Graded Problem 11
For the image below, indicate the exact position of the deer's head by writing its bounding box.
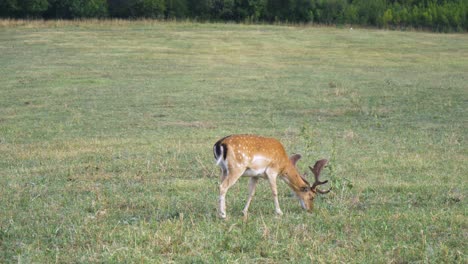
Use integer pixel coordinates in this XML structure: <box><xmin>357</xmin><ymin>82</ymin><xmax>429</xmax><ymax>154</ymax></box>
<box><xmin>294</xmin><ymin>159</ymin><xmax>331</xmax><ymax>212</ymax></box>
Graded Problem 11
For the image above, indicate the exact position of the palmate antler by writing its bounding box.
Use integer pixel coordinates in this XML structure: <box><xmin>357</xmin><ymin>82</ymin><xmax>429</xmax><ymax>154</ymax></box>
<box><xmin>309</xmin><ymin>159</ymin><xmax>331</xmax><ymax>194</ymax></box>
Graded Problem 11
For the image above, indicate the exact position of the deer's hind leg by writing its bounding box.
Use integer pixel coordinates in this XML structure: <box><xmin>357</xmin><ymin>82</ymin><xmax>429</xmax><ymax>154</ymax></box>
<box><xmin>219</xmin><ymin>167</ymin><xmax>245</xmax><ymax>219</ymax></box>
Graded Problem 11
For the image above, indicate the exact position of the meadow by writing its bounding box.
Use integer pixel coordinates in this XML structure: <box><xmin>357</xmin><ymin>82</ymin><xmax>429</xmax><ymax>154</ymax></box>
<box><xmin>0</xmin><ymin>20</ymin><xmax>466</xmax><ymax>263</ymax></box>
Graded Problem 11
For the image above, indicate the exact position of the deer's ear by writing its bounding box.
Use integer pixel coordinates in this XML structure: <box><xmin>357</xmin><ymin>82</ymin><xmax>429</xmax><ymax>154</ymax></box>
<box><xmin>289</xmin><ymin>154</ymin><xmax>302</xmax><ymax>166</ymax></box>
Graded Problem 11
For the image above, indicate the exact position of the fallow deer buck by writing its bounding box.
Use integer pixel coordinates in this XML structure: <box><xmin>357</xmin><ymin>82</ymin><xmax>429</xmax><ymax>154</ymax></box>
<box><xmin>213</xmin><ymin>134</ymin><xmax>330</xmax><ymax>218</ymax></box>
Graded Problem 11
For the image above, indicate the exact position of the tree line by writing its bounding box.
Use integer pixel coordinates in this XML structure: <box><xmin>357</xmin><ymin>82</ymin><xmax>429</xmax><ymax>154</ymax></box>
<box><xmin>1</xmin><ymin>0</ymin><xmax>467</xmax><ymax>32</ymax></box>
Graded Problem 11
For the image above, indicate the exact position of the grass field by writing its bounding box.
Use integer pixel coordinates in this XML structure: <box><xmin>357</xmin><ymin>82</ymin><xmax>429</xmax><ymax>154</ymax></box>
<box><xmin>0</xmin><ymin>20</ymin><xmax>467</xmax><ymax>263</ymax></box>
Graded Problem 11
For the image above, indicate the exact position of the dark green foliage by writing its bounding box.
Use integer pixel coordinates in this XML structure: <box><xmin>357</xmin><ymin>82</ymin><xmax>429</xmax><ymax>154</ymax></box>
<box><xmin>4</xmin><ymin>0</ymin><xmax>50</xmax><ymax>17</ymax></box>
<box><xmin>107</xmin><ymin>0</ymin><xmax>130</xmax><ymax>17</ymax></box>
<box><xmin>0</xmin><ymin>0</ymin><xmax>19</xmax><ymax>17</ymax></box>
<box><xmin>46</xmin><ymin>0</ymin><xmax>108</xmax><ymax>18</ymax></box>
<box><xmin>354</xmin><ymin>0</ymin><xmax>387</xmax><ymax>25</ymax></box>
<box><xmin>186</xmin><ymin>0</ymin><xmax>211</xmax><ymax>20</ymax></box>
<box><xmin>130</xmin><ymin>0</ymin><xmax>165</xmax><ymax>18</ymax></box>
<box><xmin>1</xmin><ymin>0</ymin><xmax>467</xmax><ymax>31</ymax></box>
<box><xmin>165</xmin><ymin>0</ymin><xmax>188</xmax><ymax>18</ymax></box>
<box><xmin>379</xmin><ymin>0</ymin><xmax>468</xmax><ymax>31</ymax></box>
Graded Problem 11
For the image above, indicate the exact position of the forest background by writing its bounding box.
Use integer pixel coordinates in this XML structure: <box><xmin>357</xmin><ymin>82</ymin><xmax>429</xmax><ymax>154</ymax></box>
<box><xmin>1</xmin><ymin>0</ymin><xmax>467</xmax><ymax>32</ymax></box>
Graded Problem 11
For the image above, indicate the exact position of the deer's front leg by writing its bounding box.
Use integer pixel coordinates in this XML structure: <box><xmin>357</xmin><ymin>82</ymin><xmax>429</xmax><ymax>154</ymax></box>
<box><xmin>266</xmin><ymin>169</ymin><xmax>283</xmax><ymax>216</ymax></box>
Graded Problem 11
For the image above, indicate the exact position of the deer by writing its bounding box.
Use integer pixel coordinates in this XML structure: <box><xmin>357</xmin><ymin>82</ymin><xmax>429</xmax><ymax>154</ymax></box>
<box><xmin>213</xmin><ymin>134</ymin><xmax>330</xmax><ymax>219</ymax></box>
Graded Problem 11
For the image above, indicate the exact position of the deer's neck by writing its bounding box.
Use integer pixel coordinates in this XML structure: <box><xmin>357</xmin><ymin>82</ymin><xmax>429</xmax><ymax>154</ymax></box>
<box><xmin>282</xmin><ymin>166</ymin><xmax>309</xmax><ymax>192</ymax></box>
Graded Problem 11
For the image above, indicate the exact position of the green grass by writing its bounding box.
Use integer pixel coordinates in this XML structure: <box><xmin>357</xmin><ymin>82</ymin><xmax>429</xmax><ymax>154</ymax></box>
<box><xmin>0</xmin><ymin>20</ymin><xmax>466</xmax><ymax>263</ymax></box>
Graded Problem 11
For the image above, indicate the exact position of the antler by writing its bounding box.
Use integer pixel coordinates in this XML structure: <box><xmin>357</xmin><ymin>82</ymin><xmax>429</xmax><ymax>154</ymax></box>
<box><xmin>309</xmin><ymin>159</ymin><xmax>331</xmax><ymax>194</ymax></box>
